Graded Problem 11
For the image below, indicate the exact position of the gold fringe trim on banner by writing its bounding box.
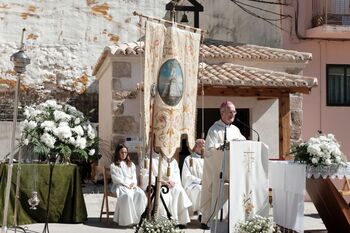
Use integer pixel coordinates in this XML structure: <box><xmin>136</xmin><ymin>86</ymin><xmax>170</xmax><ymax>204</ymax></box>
<box><xmin>144</xmin><ymin>158</ymin><xmax>149</xmax><ymax>169</ymax></box>
<box><xmin>166</xmin><ymin>159</ymin><xmax>171</xmax><ymax>177</ymax></box>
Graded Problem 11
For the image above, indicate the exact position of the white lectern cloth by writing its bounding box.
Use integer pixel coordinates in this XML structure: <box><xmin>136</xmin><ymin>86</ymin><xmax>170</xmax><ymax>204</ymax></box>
<box><xmin>200</xmin><ymin>141</ymin><xmax>268</xmax><ymax>232</ymax></box>
<box><xmin>269</xmin><ymin>161</ymin><xmax>306</xmax><ymax>233</ymax></box>
<box><xmin>229</xmin><ymin>141</ymin><xmax>269</xmax><ymax>232</ymax></box>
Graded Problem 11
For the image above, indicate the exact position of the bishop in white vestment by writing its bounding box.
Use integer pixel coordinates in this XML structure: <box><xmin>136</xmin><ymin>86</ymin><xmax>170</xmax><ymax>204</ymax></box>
<box><xmin>111</xmin><ymin>144</ymin><xmax>147</xmax><ymax>226</ymax></box>
<box><xmin>142</xmin><ymin>153</ymin><xmax>192</xmax><ymax>225</ymax></box>
<box><xmin>181</xmin><ymin>139</ymin><xmax>205</xmax><ymax>216</ymax></box>
<box><xmin>205</xmin><ymin>120</ymin><xmax>246</xmax><ymax>151</ymax></box>
<box><xmin>200</xmin><ymin>101</ymin><xmax>245</xmax><ymax>228</ymax></box>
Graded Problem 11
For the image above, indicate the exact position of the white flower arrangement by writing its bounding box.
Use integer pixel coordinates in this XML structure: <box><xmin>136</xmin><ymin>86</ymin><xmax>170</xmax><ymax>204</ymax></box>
<box><xmin>20</xmin><ymin>99</ymin><xmax>98</xmax><ymax>162</ymax></box>
<box><xmin>136</xmin><ymin>216</ymin><xmax>183</xmax><ymax>233</ymax></box>
<box><xmin>291</xmin><ymin>133</ymin><xmax>347</xmax><ymax>167</ymax></box>
<box><xmin>234</xmin><ymin>215</ymin><xmax>280</xmax><ymax>233</ymax></box>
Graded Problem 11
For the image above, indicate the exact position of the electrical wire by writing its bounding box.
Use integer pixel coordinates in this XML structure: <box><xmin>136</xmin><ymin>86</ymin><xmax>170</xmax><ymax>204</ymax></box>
<box><xmin>245</xmin><ymin>0</ymin><xmax>289</xmax><ymax>6</ymax></box>
<box><xmin>232</xmin><ymin>0</ymin><xmax>289</xmax><ymax>32</ymax></box>
<box><xmin>233</xmin><ymin>0</ymin><xmax>289</xmax><ymax>21</ymax></box>
<box><xmin>235</xmin><ymin>0</ymin><xmax>291</xmax><ymax>19</ymax></box>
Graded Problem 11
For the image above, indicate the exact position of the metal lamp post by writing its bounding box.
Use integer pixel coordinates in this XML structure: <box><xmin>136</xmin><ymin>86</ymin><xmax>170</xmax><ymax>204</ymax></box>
<box><xmin>1</xmin><ymin>28</ymin><xmax>30</xmax><ymax>233</ymax></box>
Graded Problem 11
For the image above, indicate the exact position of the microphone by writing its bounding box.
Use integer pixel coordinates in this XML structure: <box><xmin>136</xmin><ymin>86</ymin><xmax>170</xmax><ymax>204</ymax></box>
<box><xmin>223</xmin><ymin>124</ymin><xmax>227</xmax><ymax>150</ymax></box>
<box><xmin>218</xmin><ymin>123</ymin><xmax>231</xmax><ymax>151</ymax></box>
<box><xmin>235</xmin><ymin>118</ymin><xmax>260</xmax><ymax>142</ymax></box>
<box><xmin>224</xmin><ymin>123</ymin><xmax>227</xmax><ymax>142</ymax></box>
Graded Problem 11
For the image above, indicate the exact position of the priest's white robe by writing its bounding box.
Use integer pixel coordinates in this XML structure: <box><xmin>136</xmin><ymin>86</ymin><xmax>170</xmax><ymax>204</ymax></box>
<box><xmin>142</xmin><ymin>155</ymin><xmax>192</xmax><ymax>225</ymax></box>
<box><xmin>110</xmin><ymin>161</ymin><xmax>147</xmax><ymax>226</ymax></box>
<box><xmin>200</xmin><ymin>119</ymin><xmax>245</xmax><ymax>225</ymax></box>
<box><xmin>181</xmin><ymin>153</ymin><xmax>203</xmax><ymax>215</ymax></box>
<box><xmin>205</xmin><ymin>120</ymin><xmax>246</xmax><ymax>150</ymax></box>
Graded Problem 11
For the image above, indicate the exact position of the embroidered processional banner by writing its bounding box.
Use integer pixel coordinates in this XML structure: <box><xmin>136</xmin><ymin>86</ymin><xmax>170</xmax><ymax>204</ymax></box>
<box><xmin>144</xmin><ymin>21</ymin><xmax>201</xmax><ymax>159</ymax></box>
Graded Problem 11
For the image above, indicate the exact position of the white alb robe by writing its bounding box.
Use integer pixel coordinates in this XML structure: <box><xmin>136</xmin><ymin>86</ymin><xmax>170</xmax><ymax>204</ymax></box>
<box><xmin>181</xmin><ymin>153</ymin><xmax>203</xmax><ymax>215</ymax></box>
<box><xmin>110</xmin><ymin>161</ymin><xmax>147</xmax><ymax>226</ymax></box>
<box><xmin>141</xmin><ymin>155</ymin><xmax>192</xmax><ymax>225</ymax></box>
<box><xmin>200</xmin><ymin>119</ymin><xmax>246</xmax><ymax>225</ymax></box>
<box><xmin>205</xmin><ymin>120</ymin><xmax>246</xmax><ymax>151</ymax></box>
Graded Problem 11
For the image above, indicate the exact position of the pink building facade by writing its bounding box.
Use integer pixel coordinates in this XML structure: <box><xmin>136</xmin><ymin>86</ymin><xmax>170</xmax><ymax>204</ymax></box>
<box><xmin>283</xmin><ymin>0</ymin><xmax>350</xmax><ymax>159</ymax></box>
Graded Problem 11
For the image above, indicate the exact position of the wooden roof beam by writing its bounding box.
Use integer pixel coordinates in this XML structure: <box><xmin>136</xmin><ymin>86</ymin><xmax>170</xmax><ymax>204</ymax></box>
<box><xmin>197</xmin><ymin>86</ymin><xmax>311</xmax><ymax>97</ymax></box>
<box><xmin>198</xmin><ymin>86</ymin><xmax>300</xmax><ymax>97</ymax></box>
<box><xmin>279</xmin><ymin>93</ymin><xmax>291</xmax><ymax>159</ymax></box>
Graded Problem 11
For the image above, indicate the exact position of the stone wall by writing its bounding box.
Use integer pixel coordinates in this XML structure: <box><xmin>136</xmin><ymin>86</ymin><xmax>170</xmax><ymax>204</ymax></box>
<box><xmin>0</xmin><ymin>0</ymin><xmax>281</xmax><ymax>97</ymax></box>
<box><xmin>110</xmin><ymin>68</ymin><xmax>139</xmax><ymax>150</ymax></box>
<box><xmin>0</xmin><ymin>88</ymin><xmax>98</xmax><ymax>122</ymax></box>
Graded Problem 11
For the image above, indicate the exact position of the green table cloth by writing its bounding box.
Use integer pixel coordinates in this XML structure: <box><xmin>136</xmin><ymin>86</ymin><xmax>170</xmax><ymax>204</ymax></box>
<box><xmin>0</xmin><ymin>163</ymin><xmax>87</xmax><ymax>226</ymax></box>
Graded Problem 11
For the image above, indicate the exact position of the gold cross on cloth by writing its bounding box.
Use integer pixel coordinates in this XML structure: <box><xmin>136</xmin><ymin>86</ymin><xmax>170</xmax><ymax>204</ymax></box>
<box><xmin>244</xmin><ymin>149</ymin><xmax>255</xmax><ymax>173</ymax></box>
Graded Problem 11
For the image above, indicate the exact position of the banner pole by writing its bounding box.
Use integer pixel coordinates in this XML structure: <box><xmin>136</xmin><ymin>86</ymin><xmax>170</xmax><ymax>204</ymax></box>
<box><xmin>2</xmin><ymin>28</ymin><xmax>30</xmax><ymax>233</ymax></box>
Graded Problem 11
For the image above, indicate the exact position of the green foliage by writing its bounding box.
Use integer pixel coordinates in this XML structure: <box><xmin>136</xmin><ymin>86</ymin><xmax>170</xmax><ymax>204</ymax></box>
<box><xmin>59</xmin><ymin>145</ymin><xmax>72</xmax><ymax>159</ymax></box>
<box><xmin>31</xmin><ymin>139</ymin><xmax>50</xmax><ymax>156</ymax></box>
<box><xmin>290</xmin><ymin>143</ymin><xmax>309</xmax><ymax>164</ymax></box>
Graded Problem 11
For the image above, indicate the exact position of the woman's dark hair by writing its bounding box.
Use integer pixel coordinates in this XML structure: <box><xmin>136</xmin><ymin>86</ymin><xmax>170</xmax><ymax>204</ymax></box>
<box><xmin>114</xmin><ymin>144</ymin><xmax>132</xmax><ymax>167</ymax></box>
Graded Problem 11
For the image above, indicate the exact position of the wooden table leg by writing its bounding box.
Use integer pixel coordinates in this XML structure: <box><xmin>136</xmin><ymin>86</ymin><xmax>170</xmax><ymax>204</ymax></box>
<box><xmin>306</xmin><ymin>178</ymin><xmax>350</xmax><ymax>233</ymax></box>
<box><xmin>90</xmin><ymin>161</ymin><xmax>97</xmax><ymax>182</ymax></box>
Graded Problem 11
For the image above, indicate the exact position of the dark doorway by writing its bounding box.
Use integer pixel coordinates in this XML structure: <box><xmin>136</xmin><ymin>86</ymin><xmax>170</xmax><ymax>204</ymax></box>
<box><xmin>196</xmin><ymin>108</ymin><xmax>250</xmax><ymax>140</ymax></box>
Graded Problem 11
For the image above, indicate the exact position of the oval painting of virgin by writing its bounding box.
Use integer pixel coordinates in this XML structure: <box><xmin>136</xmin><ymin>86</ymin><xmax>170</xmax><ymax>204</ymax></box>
<box><xmin>158</xmin><ymin>59</ymin><xmax>184</xmax><ymax>106</ymax></box>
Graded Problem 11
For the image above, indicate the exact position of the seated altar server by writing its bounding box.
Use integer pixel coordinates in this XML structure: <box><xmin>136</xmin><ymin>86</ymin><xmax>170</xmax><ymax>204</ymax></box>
<box><xmin>142</xmin><ymin>151</ymin><xmax>192</xmax><ymax>226</ymax></box>
<box><xmin>181</xmin><ymin>139</ymin><xmax>205</xmax><ymax>216</ymax></box>
<box><xmin>111</xmin><ymin>144</ymin><xmax>147</xmax><ymax>226</ymax></box>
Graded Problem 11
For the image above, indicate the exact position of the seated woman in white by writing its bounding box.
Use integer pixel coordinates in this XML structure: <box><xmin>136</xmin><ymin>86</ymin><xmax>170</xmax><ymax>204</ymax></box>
<box><xmin>141</xmin><ymin>151</ymin><xmax>192</xmax><ymax>227</ymax></box>
<box><xmin>181</xmin><ymin>139</ymin><xmax>205</xmax><ymax>216</ymax></box>
<box><xmin>111</xmin><ymin>144</ymin><xmax>147</xmax><ymax>226</ymax></box>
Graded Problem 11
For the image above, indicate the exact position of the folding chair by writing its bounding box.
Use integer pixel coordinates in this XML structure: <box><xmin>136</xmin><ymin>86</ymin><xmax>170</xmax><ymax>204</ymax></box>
<box><xmin>99</xmin><ymin>166</ymin><xmax>117</xmax><ymax>221</ymax></box>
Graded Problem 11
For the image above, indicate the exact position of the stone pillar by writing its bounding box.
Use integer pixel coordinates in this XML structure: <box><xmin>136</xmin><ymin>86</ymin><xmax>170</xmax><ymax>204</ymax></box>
<box><xmin>290</xmin><ymin>93</ymin><xmax>303</xmax><ymax>146</ymax></box>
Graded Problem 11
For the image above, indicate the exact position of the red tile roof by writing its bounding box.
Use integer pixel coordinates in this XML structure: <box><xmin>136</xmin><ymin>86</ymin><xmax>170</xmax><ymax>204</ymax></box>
<box><xmin>198</xmin><ymin>63</ymin><xmax>317</xmax><ymax>89</ymax></box>
<box><xmin>93</xmin><ymin>40</ymin><xmax>312</xmax><ymax>76</ymax></box>
<box><xmin>201</xmin><ymin>39</ymin><xmax>311</xmax><ymax>61</ymax></box>
<box><xmin>93</xmin><ymin>40</ymin><xmax>317</xmax><ymax>92</ymax></box>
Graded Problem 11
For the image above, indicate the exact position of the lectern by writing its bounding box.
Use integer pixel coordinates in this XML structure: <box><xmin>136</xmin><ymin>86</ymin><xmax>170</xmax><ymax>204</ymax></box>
<box><xmin>204</xmin><ymin>140</ymin><xmax>269</xmax><ymax>233</ymax></box>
